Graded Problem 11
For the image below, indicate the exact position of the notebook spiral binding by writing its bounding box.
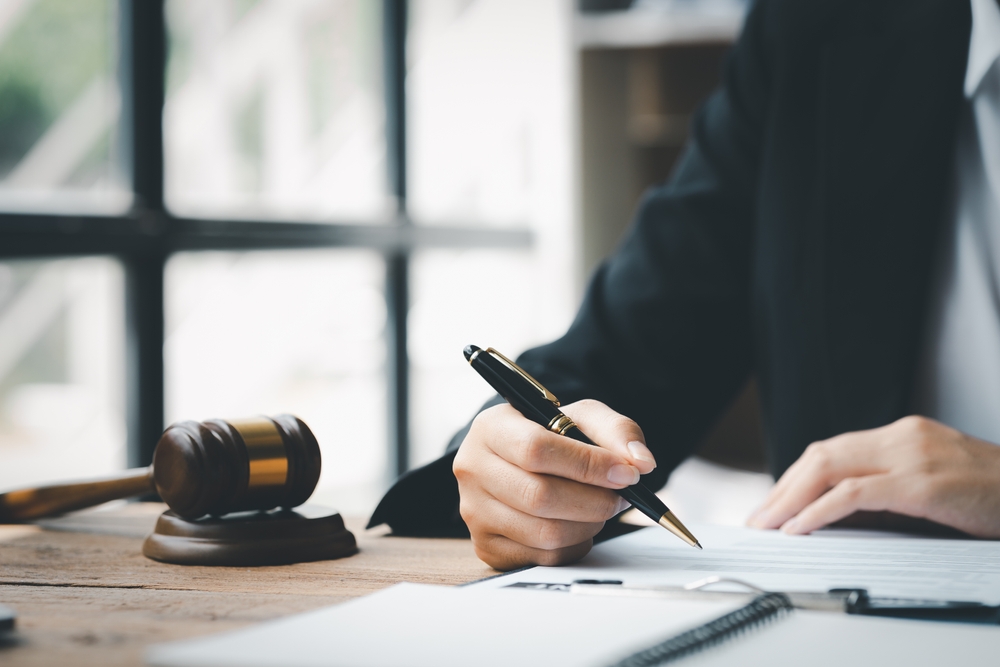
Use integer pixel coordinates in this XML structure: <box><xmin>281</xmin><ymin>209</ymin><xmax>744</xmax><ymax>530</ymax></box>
<box><xmin>609</xmin><ymin>592</ymin><xmax>794</xmax><ymax>667</ymax></box>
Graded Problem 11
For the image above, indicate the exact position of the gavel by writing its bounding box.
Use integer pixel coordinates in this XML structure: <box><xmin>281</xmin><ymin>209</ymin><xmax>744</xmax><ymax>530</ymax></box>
<box><xmin>0</xmin><ymin>415</ymin><xmax>321</xmax><ymax>522</ymax></box>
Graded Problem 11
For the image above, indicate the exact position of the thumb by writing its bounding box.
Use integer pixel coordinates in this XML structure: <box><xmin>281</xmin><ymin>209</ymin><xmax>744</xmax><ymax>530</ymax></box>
<box><xmin>560</xmin><ymin>399</ymin><xmax>657</xmax><ymax>474</ymax></box>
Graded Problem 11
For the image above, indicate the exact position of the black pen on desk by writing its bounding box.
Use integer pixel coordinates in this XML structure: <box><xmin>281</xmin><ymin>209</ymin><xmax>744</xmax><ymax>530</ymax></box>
<box><xmin>464</xmin><ymin>345</ymin><xmax>702</xmax><ymax>549</ymax></box>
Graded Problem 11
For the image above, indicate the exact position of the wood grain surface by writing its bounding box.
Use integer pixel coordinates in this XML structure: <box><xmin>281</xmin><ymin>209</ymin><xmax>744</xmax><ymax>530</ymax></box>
<box><xmin>0</xmin><ymin>503</ymin><xmax>495</xmax><ymax>667</ymax></box>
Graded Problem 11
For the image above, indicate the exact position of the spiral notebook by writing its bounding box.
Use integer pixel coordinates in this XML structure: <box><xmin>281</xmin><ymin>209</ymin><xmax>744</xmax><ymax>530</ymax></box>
<box><xmin>609</xmin><ymin>592</ymin><xmax>793</xmax><ymax>666</ymax></box>
<box><xmin>147</xmin><ymin>582</ymin><xmax>999</xmax><ymax>667</ymax></box>
<box><xmin>147</xmin><ymin>583</ymin><xmax>749</xmax><ymax>667</ymax></box>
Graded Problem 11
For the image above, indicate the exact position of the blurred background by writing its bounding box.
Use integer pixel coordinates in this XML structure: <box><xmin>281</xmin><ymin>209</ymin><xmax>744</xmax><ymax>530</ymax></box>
<box><xmin>0</xmin><ymin>0</ymin><xmax>768</xmax><ymax>522</ymax></box>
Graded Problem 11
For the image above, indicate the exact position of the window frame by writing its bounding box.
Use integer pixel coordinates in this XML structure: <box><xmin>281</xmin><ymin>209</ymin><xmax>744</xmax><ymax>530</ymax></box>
<box><xmin>0</xmin><ymin>0</ymin><xmax>530</xmax><ymax>478</ymax></box>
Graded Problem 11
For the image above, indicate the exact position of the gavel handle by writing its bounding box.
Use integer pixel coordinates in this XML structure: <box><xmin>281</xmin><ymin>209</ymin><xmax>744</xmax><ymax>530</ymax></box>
<box><xmin>0</xmin><ymin>468</ymin><xmax>155</xmax><ymax>522</ymax></box>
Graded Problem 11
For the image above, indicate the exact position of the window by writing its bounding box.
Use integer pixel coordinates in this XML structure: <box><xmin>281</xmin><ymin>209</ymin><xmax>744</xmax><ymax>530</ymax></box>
<box><xmin>0</xmin><ymin>0</ymin><xmax>558</xmax><ymax>501</ymax></box>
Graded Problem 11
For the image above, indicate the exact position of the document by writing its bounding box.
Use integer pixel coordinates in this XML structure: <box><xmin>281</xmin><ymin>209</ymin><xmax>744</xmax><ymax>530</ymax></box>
<box><xmin>471</xmin><ymin>522</ymin><xmax>1000</xmax><ymax>603</ymax></box>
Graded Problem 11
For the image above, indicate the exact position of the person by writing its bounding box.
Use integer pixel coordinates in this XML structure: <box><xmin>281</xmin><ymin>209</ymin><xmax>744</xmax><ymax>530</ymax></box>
<box><xmin>369</xmin><ymin>0</ymin><xmax>1000</xmax><ymax>571</ymax></box>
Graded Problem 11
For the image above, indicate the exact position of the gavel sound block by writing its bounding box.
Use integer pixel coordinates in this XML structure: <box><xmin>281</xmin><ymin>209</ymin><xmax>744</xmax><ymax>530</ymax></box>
<box><xmin>0</xmin><ymin>415</ymin><xmax>356</xmax><ymax>566</ymax></box>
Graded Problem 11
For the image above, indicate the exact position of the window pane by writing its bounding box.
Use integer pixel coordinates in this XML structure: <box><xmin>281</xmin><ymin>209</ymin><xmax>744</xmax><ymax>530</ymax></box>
<box><xmin>410</xmin><ymin>248</ymin><xmax>574</xmax><ymax>468</ymax></box>
<box><xmin>407</xmin><ymin>1</ymin><xmax>578</xmax><ymax>466</ymax></box>
<box><xmin>0</xmin><ymin>0</ymin><xmax>128</xmax><ymax>213</ymax></box>
<box><xmin>164</xmin><ymin>0</ymin><xmax>389</xmax><ymax>222</ymax></box>
<box><xmin>165</xmin><ymin>250</ymin><xmax>387</xmax><ymax>514</ymax></box>
<box><xmin>408</xmin><ymin>0</ymin><xmax>572</xmax><ymax>228</ymax></box>
<box><xmin>0</xmin><ymin>258</ymin><xmax>125</xmax><ymax>489</ymax></box>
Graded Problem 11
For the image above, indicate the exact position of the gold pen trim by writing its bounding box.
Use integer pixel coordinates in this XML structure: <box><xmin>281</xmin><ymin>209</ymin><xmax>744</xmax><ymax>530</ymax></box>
<box><xmin>658</xmin><ymin>510</ymin><xmax>702</xmax><ymax>549</ymax></box>
<box><xmin>546</xmin><ymin>414</ymin><xmax>577</xmax><ymax>436</ymax></box>
<box><xmin>485</xmin><ymin>347</ymin><xmax>560</xmax><ymax>406</ymax></box>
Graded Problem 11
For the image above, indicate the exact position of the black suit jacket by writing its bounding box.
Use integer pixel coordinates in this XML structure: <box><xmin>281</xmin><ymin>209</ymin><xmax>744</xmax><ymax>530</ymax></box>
<box><xmin>369</xmin><ymin>0</ymin><xmax>973</xmax><ymax>537</ymax></box>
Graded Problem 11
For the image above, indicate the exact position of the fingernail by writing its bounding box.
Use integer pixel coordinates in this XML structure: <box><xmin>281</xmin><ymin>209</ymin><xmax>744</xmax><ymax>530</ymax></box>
<box><xmin>608</xmin><ymin>464</ymin><xmax>640</xmax><ymax>486</ymax></box>
<box><xmin>626</xmin><ymin>441</ymin><xmax>656</xmax><ymax>467</ymax></box>
<box><xmin>747</xmin><ymin>508</ymin><xmax>768</xmax><ymax>528</ymax></box>
<box><xmin>617</xmin><ymin>497</ymin><xmax>632</xmax><ymax>513</ymax></box>
<box><xmin>781</xmin><ymin>518</ymin><xmax>800</xmax><ymax>534</ymax></box>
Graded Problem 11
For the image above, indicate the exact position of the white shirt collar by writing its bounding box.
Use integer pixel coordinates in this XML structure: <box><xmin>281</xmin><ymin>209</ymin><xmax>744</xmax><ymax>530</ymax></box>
<box><xmin>966</xmin><ymin>0</ymin><xmax>1000</xmax><ymax>98</ymax></box>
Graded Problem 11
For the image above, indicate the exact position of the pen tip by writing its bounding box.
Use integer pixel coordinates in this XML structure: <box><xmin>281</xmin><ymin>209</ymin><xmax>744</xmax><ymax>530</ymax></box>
<box><xmin>694</xmin><ymin>542</ymin><xmax>703</xmax><ymax>550</ymax></box>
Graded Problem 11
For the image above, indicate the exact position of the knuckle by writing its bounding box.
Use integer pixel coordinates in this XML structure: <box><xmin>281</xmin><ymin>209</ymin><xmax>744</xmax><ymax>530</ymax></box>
<box><xmin>472</xmin><ymin>540</ymin><xmax>507</xmax><ymax>570</ymax></box>
<box><xmin>898</xmin><ymin>415</ymin><xmax>932</xmax><ymax>437</ymax></box>
<box><xmin>518</xmin><ymin>431</ymin><xmax>551</xmax><ymax>471</ymax></box>
<box><xmin>520</xmin><ymin>477</ymin><xmax>553</xmax><ymax>515</ymax></box>
<box><xmin>804</xmin><ymin>441</ymin><xmax>831</xmax><ymax>471</ymax></box>
<box><xmin>601</xmin><ymin>492</ymin><xmax>623</xmax><ymax>520</ymax></box>
<box><xmin>452</xmin><ymin>450</ymin><xmax>472</xmax><ymax>481</ymax></box>
<box><xmin>804</xmin><ymin>440</ymin><xmax>825</xmax><ymax>457</ymax></box>
<box><xmin>838</xmin><ymin>477</ymin><xmax>864</xmax><ymax>502</ymax></box>
<box><xmin>534</xmin><ymin>519</ymin><xmax>568</xmax><ymax>551</ymax></box>
<box><xmin>578</xmin><ymin>448</ymin><xmax>605</xmax><ymax>483</ymax></box>
<box><xmin>468</xmin><ymin>408</ymin><xmax>495</xmax><ymax>434</ymax></box>
<box><xmin>458</xmin><ymin>498</ymin><xmax>476</xmax><ymax>526</ymax></box>
<box><xmin>610</xmin><ymin>415</ymin><xmax>642</xmax><ymax>438</ymax></box>
<box><xmin>894</xmin><ymin>417</ymin><xmax>940</xmax><ymax>460</ymax></box>
<box><xmin>471</xmin><ymin>542</ymin><xmax>493</xmax><ymax>565</ymax></box>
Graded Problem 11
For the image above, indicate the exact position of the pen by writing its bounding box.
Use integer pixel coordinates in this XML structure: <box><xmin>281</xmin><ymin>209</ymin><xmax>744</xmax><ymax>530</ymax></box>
<box><xmin>464</xmin><ymin>345</ymin><xmax>701</xmax><ymax>549</ymax></box>
<box><xmin>568</xmin><ymin>578</ymin><xmax>1000</xmax><ymax>623</ymax></box>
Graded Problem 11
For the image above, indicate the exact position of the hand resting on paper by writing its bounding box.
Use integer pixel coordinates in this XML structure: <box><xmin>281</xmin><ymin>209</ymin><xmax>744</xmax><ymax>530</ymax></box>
<box><xmin>453</xmin><ymin>399</ymin><xmax>656</xmax><ymax>571</ymax></box>
<box><xmin>748</xmin><ymin>416</ymin><xmax>1000</xmax><ymax>538</ymax></box>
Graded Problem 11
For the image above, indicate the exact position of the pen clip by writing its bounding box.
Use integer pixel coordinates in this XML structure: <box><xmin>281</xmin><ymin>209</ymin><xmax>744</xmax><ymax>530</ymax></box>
<box><xmin>485</xmin><ymin>348</ymin><xmax>560</xmax><ymax>406</ymax></box>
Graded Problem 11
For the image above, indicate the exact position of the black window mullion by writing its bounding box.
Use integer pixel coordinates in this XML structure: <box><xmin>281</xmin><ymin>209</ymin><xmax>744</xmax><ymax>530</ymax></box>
<box><xmin>384</xmin><ymin>0</ymin><xmax>410</xmax><ymax>478</ymax></box>
<box><xmin>119</xmin><ymin>0</ymin><xmax>167</xmax><ymax>468</ymax></box>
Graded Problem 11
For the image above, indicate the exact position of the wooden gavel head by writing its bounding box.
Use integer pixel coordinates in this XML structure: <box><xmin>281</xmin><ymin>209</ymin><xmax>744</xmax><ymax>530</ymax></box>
<box><xmin>152</xmin><ymin>414</ymin><xmax>321</xmax><ymax>520</ymax></box>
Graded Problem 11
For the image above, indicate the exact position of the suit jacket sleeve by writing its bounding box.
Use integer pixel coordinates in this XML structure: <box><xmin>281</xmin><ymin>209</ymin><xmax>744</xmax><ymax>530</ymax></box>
<box><xmin>369</xmin><ymin>0</ymin><xmax>773</xmax><ymax>537</ymax></box>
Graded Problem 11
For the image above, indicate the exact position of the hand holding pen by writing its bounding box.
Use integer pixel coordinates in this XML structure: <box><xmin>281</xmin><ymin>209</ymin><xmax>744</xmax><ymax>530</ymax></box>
<box><xmin>454</xmin><ymin>346</ymin><xmax>700</xmax><ymax>571</ymax></box>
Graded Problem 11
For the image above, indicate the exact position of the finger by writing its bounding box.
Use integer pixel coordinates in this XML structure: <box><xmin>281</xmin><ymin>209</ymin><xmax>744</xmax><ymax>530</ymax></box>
<box><xmin>748</xmin><ymin>430</ymin><xmax>894</xmax><ymax>529</ymax></box>
<box><xmin>478</xmin><ymin>495</ymin><xmax>606</xmax><ymax>551</ymax></box>
<box><xmin>781</xmin><ymin>474</ymin><xmax>900</xmax><ymax>535</ymax></box>
<box><xmin>477</xmin><ymin>452</ymin><xmax>630</xmax><ymax>522</ymax></box>
<box><xmin>481</xmin><ymin>405</ymin><xmax>640</xmax><ymax>489</ymax></box>
<box><xmin>473</xmin><ymin>533</ymin><xmax>593</xmax><ymax>571</ymax></box>
<box><xmin>561</xmin><ymin>399</ymin><xmax>657</xmax><ymax>474</ymax></box>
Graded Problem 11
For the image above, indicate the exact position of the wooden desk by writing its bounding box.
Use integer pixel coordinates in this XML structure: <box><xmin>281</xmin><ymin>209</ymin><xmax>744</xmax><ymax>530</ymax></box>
<box><xmin>0</xmin><ymin>503</ymin><xmax>494</xmax><ymax>667</ymax></box>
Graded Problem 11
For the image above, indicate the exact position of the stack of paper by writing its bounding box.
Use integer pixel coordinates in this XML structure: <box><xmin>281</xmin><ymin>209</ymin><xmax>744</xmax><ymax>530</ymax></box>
<box><xmin>472</xmin><ymin>522</ymin><xmax>1000</xmax><ymax>603</ymax></box>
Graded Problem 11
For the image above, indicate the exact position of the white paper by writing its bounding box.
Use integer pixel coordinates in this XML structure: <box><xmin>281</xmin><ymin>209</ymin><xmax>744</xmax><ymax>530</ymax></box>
<box><xmin>146</xmin><ymin>582</ymin><xmax>742</xmax><ymax>667</ymax></box>
<box><xmin>471</xmin><ymin>523</ymin><xmax>1000</xmax><ymax>604</ymax></box>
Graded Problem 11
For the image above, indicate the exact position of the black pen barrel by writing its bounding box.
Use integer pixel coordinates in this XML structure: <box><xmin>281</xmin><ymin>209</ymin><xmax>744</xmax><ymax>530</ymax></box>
<box><xmin>562</xmin><ymin>424</ymin><xmax>670</xmax><ymax>520</ymax></box>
